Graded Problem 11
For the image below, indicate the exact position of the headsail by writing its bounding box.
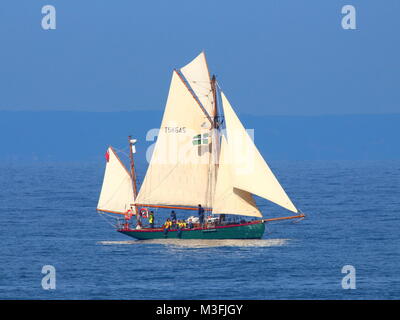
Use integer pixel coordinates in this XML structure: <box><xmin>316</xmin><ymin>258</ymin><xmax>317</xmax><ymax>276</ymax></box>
<box><xmin>212</xmin><ymin>135</ymin><xmax>262</xmax><ymax>217</ymax></box>
<box><xmin>135</xmin><ymin>70</ymin><xmax>215</xmax><ymax>208</ymax></box>
<box><xmin>220</xmin><ymin>92</ymin><xmax>298</xmax><ymax>213</ymax></box>
<box><xmin>97</xmin><ymin>147</ymin><xmax>134</xmax><ymax>214</ymax></box>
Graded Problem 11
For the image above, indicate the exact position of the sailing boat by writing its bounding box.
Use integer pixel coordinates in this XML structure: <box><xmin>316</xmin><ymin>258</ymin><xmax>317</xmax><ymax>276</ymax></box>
<box><xmin>97</xmin><ymin>52</ymin><xmax>305</xmax><ymax>240</ymax></box>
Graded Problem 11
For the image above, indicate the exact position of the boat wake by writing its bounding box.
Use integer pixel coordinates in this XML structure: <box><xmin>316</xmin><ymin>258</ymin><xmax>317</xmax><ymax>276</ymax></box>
<box><xmin>97</xmin><ymin>239</ymin><xmax>290</xmax><ymax>248</ymax></box>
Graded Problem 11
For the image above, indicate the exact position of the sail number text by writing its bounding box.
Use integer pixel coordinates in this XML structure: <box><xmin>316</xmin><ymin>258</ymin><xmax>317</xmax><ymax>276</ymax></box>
<box><xmin>164</xmin><ymin>126</ymin><xmax>186</xmax><ymax>133</ymax></box>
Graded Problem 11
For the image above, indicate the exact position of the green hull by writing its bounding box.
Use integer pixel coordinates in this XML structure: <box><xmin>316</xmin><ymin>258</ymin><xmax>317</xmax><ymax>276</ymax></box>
<box><xmin>118</xmin><ymin>221</ymin><xmax>265</xmax><ymax>240</ymax></box>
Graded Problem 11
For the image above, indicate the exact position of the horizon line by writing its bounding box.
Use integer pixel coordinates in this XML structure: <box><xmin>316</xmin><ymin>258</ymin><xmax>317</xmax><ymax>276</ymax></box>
<box><xmin>1</xmin><ymin>109</ymin><xmax>400</xmax><ymax>118</ymax></box>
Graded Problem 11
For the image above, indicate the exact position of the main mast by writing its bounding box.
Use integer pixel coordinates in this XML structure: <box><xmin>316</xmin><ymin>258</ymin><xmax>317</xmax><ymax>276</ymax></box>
<box><xmin>211</xmin><ymin>75</ymin><xmax>219</xmax><ymax>128</ymax></box>
<box><xmin>207</xmin><ymin>74</ymin><xmax>220</xmax><ymax>210</ymax></box>
<box><xmin>128</xmin><ymin>135</ymin><xmax>139</xmax><ymax>216</ymax></box>
<box><xmin>210</xmin><ymin>74</ymin><xmax>220</xmax><ymax>156</ymax></box>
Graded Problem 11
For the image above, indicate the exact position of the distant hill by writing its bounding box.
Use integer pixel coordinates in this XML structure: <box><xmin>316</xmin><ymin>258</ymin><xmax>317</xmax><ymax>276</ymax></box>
<box><xmin>0</xmin><ymin>111</ymin><xmax>399</xmax><ymax>163</ymax></box>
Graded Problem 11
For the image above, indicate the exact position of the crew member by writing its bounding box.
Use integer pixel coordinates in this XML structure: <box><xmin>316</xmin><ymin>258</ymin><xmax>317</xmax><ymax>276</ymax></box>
<box><xmin>219</xmin><ymin>214</ymin><xmax>226</xmax><ymax>225</ymax></box>
<box><xmin>170</xmin><ymin>210</ymin><xmax>177</xmax><ymax>228</ymax></box>
<box><xmin>149</xmin><ymin>211</ymin><xmax>155</xmax><ymax>228</ymax></box>
<box><xmin>198</xmin><ymin>204</ymin><xmax>205</xmax><ymax>226</ymax></box>
<box><xmin>164</xmin><ymin>218</ymin><xmax>172</xmax><ymax>235</ymax></box>
<box><xmin>171</xmin><ymin>210</ymin><xmax>177</xmax><ymax>222</ymax></box>
<box><xmin>181</xmin><ymin>220</ymin><xmax>187</xmax><ymax>228</ymax></box>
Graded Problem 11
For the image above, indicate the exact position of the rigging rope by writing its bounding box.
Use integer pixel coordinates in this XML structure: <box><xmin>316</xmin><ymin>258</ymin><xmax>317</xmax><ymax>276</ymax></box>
<box><xmin>97</xmin><ymin>211</ymin><xmax>119</xmax><ymax>228</ymax></box>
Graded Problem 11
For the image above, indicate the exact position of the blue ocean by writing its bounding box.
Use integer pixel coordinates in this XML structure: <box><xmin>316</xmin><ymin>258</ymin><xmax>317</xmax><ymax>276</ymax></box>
<box><xmin>0</xmin><ymin>160</ymin><xmax>399</xmax><ymax>299</ymax></box>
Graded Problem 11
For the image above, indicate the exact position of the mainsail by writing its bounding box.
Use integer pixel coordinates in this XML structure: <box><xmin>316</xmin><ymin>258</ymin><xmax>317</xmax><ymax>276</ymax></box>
<box><xmin>180</xmin><ymin>52</ymin><xmax>220</xmax><ymax>208</ymax></box>
<box><xmin>220</xmin><ymin>92</ymin><xmax>298</xmax><ymax>213</ymax></box>
<box><xmin>212</xmin><ymin>135</ymin><xmax>262</xmax><ymax>217</ymax></box>
<box><xmin>97</xmin><ymin>147</ymin><xmax>134</xmax><ymax>214</ymax></box>
<box><xmin>135</xmin><ymin>69</ymin><xmax>215</xmax><ymax>207</ymax></box>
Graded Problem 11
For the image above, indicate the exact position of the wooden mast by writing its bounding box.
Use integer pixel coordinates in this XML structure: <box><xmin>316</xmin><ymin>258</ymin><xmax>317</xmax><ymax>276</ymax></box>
<box><xmin>128</xmin><ymin>135</ymin><xmax>139</xmax><ymax>217</ymax></box>
<box><xmin>210</xmin><ymin>74</ymin><xmax>220</xmax><ymax>159</ymax></box>
<box><xmin>211</xmin><ymin>75</ymin><xmax>218</xmax><ymax>128</ymax></box>
<box><xmin>209</xmin><ymin>74</ymin><xmax>220</xmax><ymax>211</ymax></box>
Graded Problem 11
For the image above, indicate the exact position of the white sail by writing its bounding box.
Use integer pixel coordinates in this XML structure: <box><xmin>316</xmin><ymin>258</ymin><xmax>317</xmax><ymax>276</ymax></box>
<box><xmin>97</xmin><ymin>147</ymin><xmax>134</xmax><ymax>214</ymax></box>
<box><xmin>212</xmin><ymin>136</ymin><xmax>262</xmax><ymax>217</ymax></box>
<box><xmin>135</xmin><ymin>70</ymin><xmax>214</xmax><ymax>207</ymax></box>
<box><xmin>180</xmin><ymin>52</ymin><xmax>219</xmax><ymax>209</ymax></box>
<box><xmin>180</xmin><ymin>51</ymin><xmax>215</xmax><ymax>118</ymax></box>
<box><xmin>220</xmin><ymin>92</ymin><xmax>298</xmax><ymax>213</ymax></box>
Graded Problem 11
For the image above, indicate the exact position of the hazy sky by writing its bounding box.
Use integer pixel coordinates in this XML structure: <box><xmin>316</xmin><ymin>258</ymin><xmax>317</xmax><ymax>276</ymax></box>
<box><xmin>0</xmin><ymin>0</ymin><xmax>399</xmax><ymax>115</ymax></box>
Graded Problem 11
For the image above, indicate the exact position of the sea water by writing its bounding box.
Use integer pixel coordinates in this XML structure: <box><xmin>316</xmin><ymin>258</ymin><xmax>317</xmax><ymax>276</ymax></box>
<box><xmin>0</xmin><ymin>160</ymin><xmax>399</xmax><ymax>299</ymax></box>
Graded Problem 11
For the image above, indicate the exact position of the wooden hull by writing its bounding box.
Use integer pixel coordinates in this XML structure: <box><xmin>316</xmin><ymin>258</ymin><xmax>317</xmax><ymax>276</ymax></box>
<box><xmin>118</xmin><ymin>220</ymin><xmax>265</xmax><ymax>240</ymax></box>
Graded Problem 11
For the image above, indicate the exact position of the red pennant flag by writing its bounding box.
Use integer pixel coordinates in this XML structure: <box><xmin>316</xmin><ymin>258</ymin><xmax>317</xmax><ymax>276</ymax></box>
<box><xmin>105</xmin><ymin>150</ymin><xmax>110</xmax><ymax>162</ymax></box>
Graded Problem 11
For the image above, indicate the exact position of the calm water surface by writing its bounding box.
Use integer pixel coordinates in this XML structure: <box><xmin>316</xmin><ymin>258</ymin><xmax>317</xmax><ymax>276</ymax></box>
<box><xmin>0</xmin><ymin>160</ymin><xmax>399</xmax><ymax>299</ymax></box>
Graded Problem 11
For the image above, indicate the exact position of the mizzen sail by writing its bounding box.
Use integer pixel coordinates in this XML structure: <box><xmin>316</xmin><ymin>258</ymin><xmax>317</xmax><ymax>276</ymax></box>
<box><xmin>97</xmin><ymin>147</ymin><xmax>134</xmax><ymax>214</ymax></box>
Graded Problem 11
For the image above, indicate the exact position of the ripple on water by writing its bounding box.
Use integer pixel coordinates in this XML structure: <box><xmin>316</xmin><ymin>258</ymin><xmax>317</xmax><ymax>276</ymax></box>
<box><xmin>97</xmin><ymin>238</ymin><xmax>290</xmax><ymax>248</ymax></box>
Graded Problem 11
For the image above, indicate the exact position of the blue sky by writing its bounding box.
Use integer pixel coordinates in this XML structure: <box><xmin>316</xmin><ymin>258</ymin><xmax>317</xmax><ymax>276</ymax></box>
<box><xmin>0</xmin><ymin>0</ymin><xmax>399</xmax><ymax>115</ymax></box>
